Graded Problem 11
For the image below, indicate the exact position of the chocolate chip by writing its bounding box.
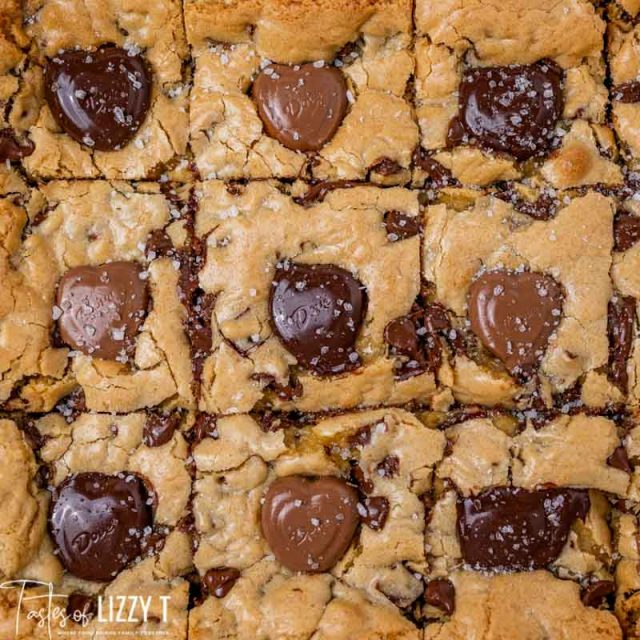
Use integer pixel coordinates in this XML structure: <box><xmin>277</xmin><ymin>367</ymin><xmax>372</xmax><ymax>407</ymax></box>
<box><xmin>260</xmin><ymin>475</ymin><xmax>359</xmax><ymax>572</ymax></box>
<box><xmin>56</xmin><ymin>262</ymin><xmax>149</xmax><ymax>360</ymax></box>
<box><xmin>608</xmin><ymin>296</ymin><xmax>636</xmax><ymax>393</ymax></box>
<box><xmin>581</xmin><ymin>580</ymin><xmax>616</xmax><ymax>608</ymax></box>
<box><xmin>424</xmin><ymin>579</ymin><xmax>455</xmax><ymax>616</ymax></box>
<box><xmin>348</xmin><ymin>424</ymin><xmax>373</xmax><ymax>447</ymax></box>
<box><xmin>385</xmin><ymin>303</ymin><xmax>452</xmax><ymax>380</ymax></box>
<box><xmin>0</xmin><ymin>129</ymin><xmax>34</xmax><ymax>161</ymax></box>
<box><xmin>203</xmin><ymin>567</ymin><xmax>241</xmax><ymax>598</ymax></box>
<box><xmin>44</xmin><ymin>47</ymin><xmax>151</xmax><ymax>151</ymax></box>
<box><xmin>413</xmin><ymin>148</ymin><xmax>457</xmax><ymax>189</ymax></box>
<box><xmin>269</xmin><ymin>262</ymin><xmax>367</xmax><ymax>376</ymax></box>
<box><xmin>376</xmin><ymin>455</ymin><xmax>399</xmax><ymax>479</ymax></box>
<box><xmin>49</xmin><ymin>472</ymin><xmax>154</xmax><ymax>581</ymax></box>
<box><xmin>349</xmin><ymin>463</ymin><xmax>374</xmax><ymax>495</ymax></box>
<box><xmin>383</xmin><ymin>211</ymin><xmax>420</xmax><ymax>241</ymax></box>
<box><xmin>468</xmin><ymin>270</ymin><xmax>563</xmax><ymax>378</ymax></box>
<box><xmin>360</xmin><ymin>496</ymin><xmax>390</xmax><ymax>531</ymax></box>
<box><xmin>456</xmin><ymin>486</ymin><xmax>589</xmax><ymax>571</ymax></box>
<box><xmin>292</xmin><ymin>180</ymin><xmax>361</xmax><ymax>206</ymax></box>
<box><xmin>495</xmin><ymin>184</ymin><xmax>559</xmax><ymax>221</ymax></box>
<box><xmin>369</xmin><ymin>157</ymin><xmax>402</xmax><ymax>176</ymax></box>
<box><xmin>613</xmin><ymin>81</ymin><xmax>640</xmax><ymax>103</ymax></box>
<box><xmin>189</xmin><ymin>414</ymin><xmax>218</xmax><ymax>445</ymax></box>
<box><xmin>447</xmin><ymin>61</ymin><xmax>564</xmax><ymax>161</ymax></box>
<box><xmin>66</xmin><ymin>593</ymin><xmax>96</xmax><ymax>622</ymax></box>
<box><xmin>252</xmin><ymin>63</ymin><xmax>348</xmax><ymax>152</ymax></box>
<box><xmin>614</xmin><ymin>213</ymin><xmax>640</xmax><ymax>252</ymax></box>
<box><xmin>607</xmin><ymin>445</ymin><xmax>632</xmax><ymax>473</ymax></box>
<box><xmin>143</xmin><ymin>412</ymin><xmax>180</xmax><ymax>448</ymax></box>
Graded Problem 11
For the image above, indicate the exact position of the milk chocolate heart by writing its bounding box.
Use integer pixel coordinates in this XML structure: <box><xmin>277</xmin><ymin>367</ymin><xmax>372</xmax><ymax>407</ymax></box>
<box><xmin>468</xmin><ymin>270</ymin><xmax>563</xmax><ymax>377</ymax></box>
<box><xmin>260</xmin><ymin>475</ymin><xmax>359</xmax><ymax>572</ymax></box>
<box><xmin>49</xmin><ymin>472</ymin><xmax>154</xmax><ymax>581</ymax></box>
<box><xmin>270</xmin><ymin>262</ymin><xmax>367</xmax><ymax>376</ymax></box>
<box><xmin>56</xmin><ymin>261</ymin><xmax>149</xmax><ymax>360</ymax></box>
<box><xmin>45</xmin><ymin>46</ymin><xmax>152</xmax><ymax>151</ymax></box>
<box><xmin>252</xmin><ymin>63</ymin><xmax>348</xmax><ymax>152</ymax></box>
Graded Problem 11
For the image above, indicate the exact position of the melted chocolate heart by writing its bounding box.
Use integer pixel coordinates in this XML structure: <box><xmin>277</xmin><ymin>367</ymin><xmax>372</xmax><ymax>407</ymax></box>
<box><xmin>269</xmin><ymin>262</ymin><xmax>367</xmax><ymax>376</ymax></box>
<box><xmin>456</xmin><ymin>486</ymin><xmax>589</xmax><ymax>571</ymax></box>
<box><xmin>448</xmin><ymin>61</ymin><xmax>564</xmax><ymax>161</ymax></box>
<box><xmin>49</xmin><ymin>472</ymin><xmax>154</xmax><ymax>581</ymax></box>
<box><xmin>260</xmin><ymin>475</ymin><xmax>360</xmax><ymax>572</ymax></box>
<box><xmin>44</xmin><ymin>46</ymin><xmax>152</xmax><ymax>151</ymax></box>
<box><xmin>252</xmin><ymin>63</ymin><xmax>348</xmax><ymax>152</ymax></box>
<box><xmin>468</xmin><ymin>270</ymin><xmax>563</xmax><ymax>377</ymax></box>
<box><xmin>56</xmin><ymin>262</ymin><xmax>149</xmax><ymax>360</ymax></box>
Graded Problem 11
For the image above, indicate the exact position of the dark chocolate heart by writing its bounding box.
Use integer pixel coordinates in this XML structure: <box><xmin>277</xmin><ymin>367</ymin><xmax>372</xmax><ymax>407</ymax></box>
<box><xmin>260</xmin><ymin>475</ymin><xmax>359</xmax><ymax>572</ymax></box>
<box><xmin>252</xmin><ymin>63</ymin><xmax>348</xmax><ymax>152</ymax></box>
<box><xmin>447</xmin><ymin>61</ymin><xmax>564</xmax><ymax>161</ymax></box>
<box><xmin>45</xmin><ymin>46</ymin><xmax>152</xmax><ymax>151</ymax></box>
<box><xmin>456</xmin><ymin>486</ymin><xmax>589</xmax><ymax>571</ymax></box>
<box><xmin>56</xmin><ymin>261</ymin><xmax>149</xmax><ymax>360</ymax></box>
<box><xmin>270</xmin><ymin>262</ymin><xmax>367</xmax><ymax>376</ymax></box>
<box><xmin>49</xmin><ymin>472</ymin><xmax>154</xmax><ymax>581</ymax></box>
<box><xmin>468</xmin><ymin>270</ymin><xmax>563</xmax><ymax>377</ymax></box>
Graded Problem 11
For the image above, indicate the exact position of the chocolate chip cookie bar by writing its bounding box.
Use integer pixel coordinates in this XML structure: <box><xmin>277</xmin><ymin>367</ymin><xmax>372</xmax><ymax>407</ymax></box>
<box><xmin>414</xmin><ymin>0</ymin><xmax>622</xmax><ymax>190</ymax></box>
<box><xmin>0</xmin><ymin>410</ymin><xmax>193</xmax><ymax>639</ymax></box>
<box><xmin>185</xmin><ymin>0</ymin><xmax>417</xmax><ymax>184</ymax></box>
<box><xmin>422</xmin><ymin>188</ymin><xmax>625</xmax><ymax>408</ymax></box>
<box><xmin>0</xmin><ymin>182</ymin><xmax>194</xmax><ymax>412</ymax></box>
<box><xmin>9</xmin><ymin>0</ymin><xmax>189</xmax><ymax>180</ymax></box>
<box><xmin>193</xmin><ymin>180</ymin><xmax>445</xmax><ymax>414</ymax></box>
<box><xmin>189</xmin><ymin>409</ymin><xmax>445</xmax><ymax>639</ymax></box>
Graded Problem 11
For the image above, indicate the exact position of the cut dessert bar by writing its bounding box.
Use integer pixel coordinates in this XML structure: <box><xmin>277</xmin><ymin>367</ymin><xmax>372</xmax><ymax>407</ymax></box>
<box><xmin>9</xmin><ymin>0</ymin><xmax>189</xmax><ymax>180</ymax></box>
<box><xmin>189</xmin><ymin>408</ymin><xmax>445</xmax><ymax>639</ymax></box>
<box><xmin>414</xmin><ymin>0</ymin><xmax>622</xmax><ymax>190</ymax></box>
<box><xmin>193</xmin><ymin>180</ymin><xmax>444</xmax><ymax>414</ymax></box>
<box><xmin>185</xmin><ymin>0</ymin><xmax>417</xmax><ymax>184</ymax></box>
<box><xmin>421</xmin><ymin>188</ymin><xmax>627</xmax><ymax>408</ymax></box>
<box><xmin>0</xmin><ymin>182</ymin><xmax>194</xmax><ymax>413</ymax></box>
<box><xmin>0</xmin><ymin>411</ymin><xmax>192</xmax><ymax>639</ymax></box>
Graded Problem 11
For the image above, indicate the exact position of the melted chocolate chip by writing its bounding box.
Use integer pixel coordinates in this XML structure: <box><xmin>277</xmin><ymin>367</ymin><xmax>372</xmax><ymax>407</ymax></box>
<box><xmin>448</xmin><ymin>61</ymin><xmax>564</xmax><ymax>161</ymax></box>
<box><xmin>66</xmin><ymin>593</ymin><xmax>96</xmax><ymax>622</ymax></box>
<box><xmin>614</xmin><ymin>213</ymin><xmax>640</xmax><ymax>252</ymax></box>
<box><xmin>0</xmin><ymin>129</ymin><xmax>34</xmax><ymax>161</ymax></box>
<box><xmin>468</xmin><ymin>270</ymin><xmax>563</xmax><ymax>377</ymax></box>
<box><xmin>608</xmin><ymin>296</ymin><xmax>636</xmax><ymax>393</ymax></box>
<box><xmin>203</xmin><ymin>567</ymin><xmax>240</xmax><ymax>598</ymax></box>
<box><xmin>581</xmin><ymin>580</ymin><xmax>616</xmax><ymax>608</ymax></box>
<box><xmin>383</xmin><ymin>211</ymin><xmax>420</xmax><ymax>241</ymax></box>
<box><xmin>260</xmin><ymin>475</ymin><xmax>359</xmax><ymax>572</ymax></box>
<box><xmin>143</xmin><ymin>412</ymin><xmax>180</xmax><ymax>448</ymax></box>
<box><xmin>350</xmin><ymin>463</ymin><xmax>374</xmax><ymax>495</ymax></box>
<box><xmin>384</xmin><ymin>303</ymin><xmax>452</xmax><ymax>380</ymax></box>
<box><xmin>292</xmin><ymin>180</ymin><xmax>361</xmax><ymax>206</ymax></box>
<box><xmin>49</xmin><ymin>472</ymin><xmax>154</xmax><ymax>581</ymax></box>
<box><xmin>44</xmin><ymin>47</ymin><xmax>151</xmax><ymax>151</ymax></box>
<box><xmin>607</xmin><ymin>445</ymin><xmax>632</xmax><ymax>473</ymax></box>
<box><xmin>376</xmin><ymin>455</ymin><xmax>399</xmax><ymax>479</ymax></box>
<box><xmin>413</xmin><ymin>148</ymin><xmax>457</xmax><ymax>189</ymax></box>
<box><xmin>456</xmin><ymin>487</ymin><xmax>589</xmax><ymax>571</ymax></box>
<box><xmin>495</xmin><ymin>184</ymin><xmax>559</xmax><ymax>221</ymax></box>
<box><xmin>349</xmin><ymin>424</ymin><xmax>373</xmax><ymax>447</ymax></box>
<box><xmin>613</xmin><ymin>81</ymin><xmax>640</xmax><ymax>103</ymax></box>
<box><xmin>369</xmin><ymin>157</ymin><xmax>402</xmax><ymax>176</ymax></box>
<box><xmin>424</xmin><ymin>579</ymin><xmax>455</xmax><ymax>616</ymax></box>
<box><xmin>56</xmin><ymin>262</ymin><xmax>149</xmax><ymax>360</ymax></box>
<box><xmin>360</xmin><ymin>496</ymin><xmax>390</xmax><ymax>531</ymax></box>
<box><xmin>252</xmin><ymin>63</ymin><xmax>348</xmax><ymax>152</ymax></box>
<box><xmin>190</xmin><ymin>414</ymin><xmax>218</xmax><ymax>445</ymax></box>
<box><xmin>270</xmin><ymin>262</ymin><xmax>367</xmax><ymax>376</ymax></box>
